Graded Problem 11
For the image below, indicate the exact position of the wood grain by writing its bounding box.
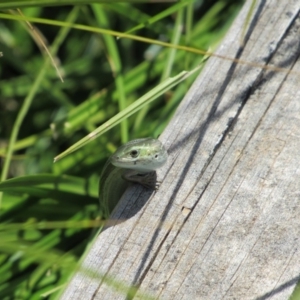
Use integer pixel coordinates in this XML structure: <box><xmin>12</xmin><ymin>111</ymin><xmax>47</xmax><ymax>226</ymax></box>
<box><xmin>61</xmin><ymin>1</ymin><xmax>300</xmax><ymax>299</ymax></box>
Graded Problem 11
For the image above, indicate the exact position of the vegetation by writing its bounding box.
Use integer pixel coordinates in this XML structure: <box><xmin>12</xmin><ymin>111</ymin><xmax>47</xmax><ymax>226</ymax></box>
<box><xmin>0</xmin><ymin>1</ymin><xmax>244</xmax><ymax>298</ymax></box>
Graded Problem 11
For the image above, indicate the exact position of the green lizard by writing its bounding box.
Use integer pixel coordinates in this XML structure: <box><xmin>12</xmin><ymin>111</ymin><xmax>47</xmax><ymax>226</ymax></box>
<box><xmin>99</xmin><ymin>138</ymin><xmax>168</xmax><ymax>218</ymax></box>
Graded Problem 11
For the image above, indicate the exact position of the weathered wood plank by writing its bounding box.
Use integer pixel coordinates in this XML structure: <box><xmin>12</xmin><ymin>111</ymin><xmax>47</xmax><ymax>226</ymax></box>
<box><xmin>61</xmin><ymin>0</ymin><xmax>300</xmax><ymax>299</ymax></box>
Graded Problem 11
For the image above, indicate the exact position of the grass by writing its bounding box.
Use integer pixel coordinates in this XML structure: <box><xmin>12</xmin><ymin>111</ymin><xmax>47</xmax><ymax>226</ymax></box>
<box><xmin>0</xmin><ymin>1</ymin><xmax>244</xmax><ymax>298</ymax></box>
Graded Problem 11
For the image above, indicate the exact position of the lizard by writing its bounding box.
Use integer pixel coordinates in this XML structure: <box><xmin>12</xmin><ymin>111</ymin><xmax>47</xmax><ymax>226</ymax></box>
<box><xmin>98</xmin><ymin>138</ymin><xmax>168</xmax><ymax>219</ymax></box>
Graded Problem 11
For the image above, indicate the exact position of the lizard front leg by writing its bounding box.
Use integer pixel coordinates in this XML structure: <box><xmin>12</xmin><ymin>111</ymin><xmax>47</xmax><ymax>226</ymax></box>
<box><xmin>122</xmin><ymin>170</ymin><xmax>158</xmax><ymax>189</ymax></box>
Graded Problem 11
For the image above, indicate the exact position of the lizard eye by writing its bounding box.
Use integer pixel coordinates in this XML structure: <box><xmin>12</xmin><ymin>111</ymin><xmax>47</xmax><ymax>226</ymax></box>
<box><xmin>130</xmin><ymin>149</ymin><xmax>139</xmax><ymax>158</ymax></box>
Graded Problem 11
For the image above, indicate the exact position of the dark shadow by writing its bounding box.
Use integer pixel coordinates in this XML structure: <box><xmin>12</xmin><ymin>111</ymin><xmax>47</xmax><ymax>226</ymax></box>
<box><xmin>98</xmin><ymin>173</ymin><xmax>156</xmax><ymax>232</ymax></box>
<box><xmin>255</xmin><ymin>274</ymin><xmax>300</xmax><ymax>300</ymax></box>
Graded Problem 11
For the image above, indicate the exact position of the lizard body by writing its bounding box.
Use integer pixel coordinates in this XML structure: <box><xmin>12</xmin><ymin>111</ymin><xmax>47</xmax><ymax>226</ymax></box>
<box><xmin>99</xmin><ymin>138</ymin><xmax>168</xmax><ymax>218</ymax></box>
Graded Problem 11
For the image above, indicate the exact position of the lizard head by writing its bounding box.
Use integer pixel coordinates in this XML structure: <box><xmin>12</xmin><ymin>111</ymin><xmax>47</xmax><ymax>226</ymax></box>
<box><xmin>111</xmin><ymin>138</ymin><xmax>168</xmax><ymax>172</ymax></box>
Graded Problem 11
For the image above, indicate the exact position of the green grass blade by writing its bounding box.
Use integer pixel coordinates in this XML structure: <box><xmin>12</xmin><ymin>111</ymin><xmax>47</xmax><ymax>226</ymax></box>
<box><xmin>54</xmin><ymin>65</ymin><xmax>201</xmax><ymax>162</ymax></box>
<box><xmin>0</xmin><ymin>174</ymin><xmax>98</xmax><ymax>197</ymax></box>
<box><xmin>0</xmin><ymin>7</ymin><xmax>80</xmax><ymax>207</ymax></box>
<box><xmin>92</xmin><ymin>4</ymin><xmax>128</xmax><ymax>143</ymax></box>
<box><xmin>0</xmin><ymin>0</ymin><xmax>177</xmax><ymax>10</ymax></box>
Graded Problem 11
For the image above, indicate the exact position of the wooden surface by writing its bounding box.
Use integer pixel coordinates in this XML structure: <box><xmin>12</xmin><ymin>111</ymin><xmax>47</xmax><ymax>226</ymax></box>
<box><xmin>61</xmin><ymin>1</ymin><xmax>300</xmax><ymax>299</ymax></box>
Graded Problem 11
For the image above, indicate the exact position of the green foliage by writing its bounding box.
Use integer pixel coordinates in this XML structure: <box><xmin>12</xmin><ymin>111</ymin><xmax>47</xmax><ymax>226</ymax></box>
<box><xmin>0</xmin><ymin>1</ymin><xmax>243</xmax><ymax>298</ymax></box>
